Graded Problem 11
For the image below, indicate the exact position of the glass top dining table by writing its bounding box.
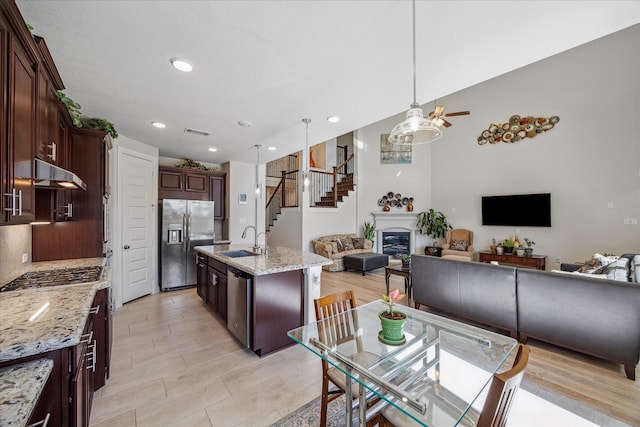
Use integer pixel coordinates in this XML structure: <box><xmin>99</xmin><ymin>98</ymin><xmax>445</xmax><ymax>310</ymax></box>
<box><xmin>288</xmin><ymin>300</ymin><xmax>518</xmax><ymax>427</ymax></box>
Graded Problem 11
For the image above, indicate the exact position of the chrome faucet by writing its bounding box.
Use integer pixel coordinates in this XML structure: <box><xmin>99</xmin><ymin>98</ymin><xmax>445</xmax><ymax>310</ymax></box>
<box><xmin>241</xmin><ymin>225</ymin><xmax>261</xmax><ymax>251</ymax></box>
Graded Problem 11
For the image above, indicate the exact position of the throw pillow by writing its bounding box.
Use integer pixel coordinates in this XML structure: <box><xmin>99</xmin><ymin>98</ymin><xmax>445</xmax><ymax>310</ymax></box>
<box><xmin>577</xmin><ymin>253</ymin><xmax>617</xmax><ymax>274</ymax></box>
<box><xmin>336</xmin><ymin>238</ymin><xmax>354</xmax><ymax>252</ymax></box>
<box><xmin>352</xmin><ymin>237</ymin><xmax>365</xmax><ymax>249</ymax></box>
<box><xmin>450</xmin><ymin>239</ymin><xmax>469</xmax><ymax>251</ymax></box>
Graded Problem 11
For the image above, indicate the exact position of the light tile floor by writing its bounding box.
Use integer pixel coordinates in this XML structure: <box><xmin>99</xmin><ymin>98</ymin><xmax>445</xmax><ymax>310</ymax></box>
<box><xmin>91</xmin><ymin>278</ymin><xmax>637</xmax><ymax>426</ymax></box>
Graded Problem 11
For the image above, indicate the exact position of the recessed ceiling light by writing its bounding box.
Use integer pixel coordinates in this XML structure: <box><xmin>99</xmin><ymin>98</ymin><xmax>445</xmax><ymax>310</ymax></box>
<box><xmin>170</xmin><ymin>57</ymin><xmax>193</xmax><ymax>72</ymax></box>
<box><xmin>237</xmin><ymin>121</ymin><xmax>252</xmax><ymax>127</ymax></box>
<box><xmin>267</xmin><ymin>146</ymin><xmax>276</xmax><ymax>151</ymax></box>
<box><xmin>327</xmin><ymin>116</ymin><xmax>340</xmax><ymax>123</ymax></box>
<box><xmin>208</xmin><ymin>147</ymin><xmax>218</xmax><ymax>152</ymax></box>
<box><xmin>151</xmin><ymin>121</ymin><xmax>166</xmax><ymax>128</ymax></box>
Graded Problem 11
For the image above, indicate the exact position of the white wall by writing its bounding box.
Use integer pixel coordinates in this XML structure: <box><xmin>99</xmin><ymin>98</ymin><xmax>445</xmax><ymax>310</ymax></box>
<box><xmin>352</xmin><ymin>24</ymin><xmax>639</xmax><ymax>267</ymax></box>
<box><xmin>227</xmin><ymin>160</ymin><xmax>266</xmax><ymax>245</ymax></box>
<box><xmin>266</xmin><ymin>207</ymin><xmax>303</xmax><ymax>250</ymax></box>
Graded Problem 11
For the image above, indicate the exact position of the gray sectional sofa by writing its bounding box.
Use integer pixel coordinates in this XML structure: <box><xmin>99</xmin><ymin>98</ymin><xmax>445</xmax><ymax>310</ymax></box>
<box><xmin>410</xmin><ymin>254</ymin><xmax>640</xmax><ymax>380</ymax></box>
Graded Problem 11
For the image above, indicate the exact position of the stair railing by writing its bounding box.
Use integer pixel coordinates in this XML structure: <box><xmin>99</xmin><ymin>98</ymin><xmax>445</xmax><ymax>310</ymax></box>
<box><xmin>308</xmin><ymin>154</ymin><xmax>354</xmax><ymax>208</ymax></box>
<box><xmin>266</xmin><ymin>169</ymin><xmax>299</xmax><ymax>230</ymax></box>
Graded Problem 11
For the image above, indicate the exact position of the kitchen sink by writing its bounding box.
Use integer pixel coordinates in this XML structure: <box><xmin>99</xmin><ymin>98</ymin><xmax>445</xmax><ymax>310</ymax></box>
<box><xmin>219</xmin><ymin>250</ymin><xmax>259</xmax><ymax>258</ymax></box>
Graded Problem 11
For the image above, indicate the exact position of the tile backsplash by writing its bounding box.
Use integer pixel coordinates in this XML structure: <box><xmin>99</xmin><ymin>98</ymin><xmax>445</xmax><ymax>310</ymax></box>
<box><xmin>0</xmin><ymin>224</ymin><xmax>31</xmax><ymax>284</ymax></box>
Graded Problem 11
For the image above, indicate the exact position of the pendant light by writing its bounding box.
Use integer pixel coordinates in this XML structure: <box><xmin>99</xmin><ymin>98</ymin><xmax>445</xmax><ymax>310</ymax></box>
<box><xmin>302</xmin><ymin>118</ymin><xmax>311</xmax><ymax>189</ymax></box>
<box><xmin>388</xmin><ymin>0</ymin><xmax>442</xmax><ymax>145</ymax></box>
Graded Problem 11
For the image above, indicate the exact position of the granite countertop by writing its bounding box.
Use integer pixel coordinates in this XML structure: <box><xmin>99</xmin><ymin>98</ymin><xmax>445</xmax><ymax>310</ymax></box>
<box><xmin>0</xmin><ymin>283</ymin><xmax>100</xmax><ymax>362</ymax></box>
<box><xmin>195</xmin><ymin>244</ymin><xmax>332</xmax><ymax>276</ymax></box>
<box><xmin>0</xmin><ymin>358</ymin><xmax>53</xmax><ymax>427</ymax></box>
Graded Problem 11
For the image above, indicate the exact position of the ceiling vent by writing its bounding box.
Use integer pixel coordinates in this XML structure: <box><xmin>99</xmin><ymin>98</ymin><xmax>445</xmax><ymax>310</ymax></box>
<box><xmin>183</xmin><ymin>127</ymin><xmax>210</xmax><ymax>137</ymax></box>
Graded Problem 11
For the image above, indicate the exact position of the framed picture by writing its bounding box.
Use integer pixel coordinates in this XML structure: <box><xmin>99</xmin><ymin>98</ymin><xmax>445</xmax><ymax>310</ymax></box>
<box><xmin>238</xmin><ymin>193</ymin><xmax>248</xmax><ymax>204</ymax></box>
<box><xmin>380</xmin><ymin>134</ymin><xmax>412</xmax><ymax>164</ymax></box>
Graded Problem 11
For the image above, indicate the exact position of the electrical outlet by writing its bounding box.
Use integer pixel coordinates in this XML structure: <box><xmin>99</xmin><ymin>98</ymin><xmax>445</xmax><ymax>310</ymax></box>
<box><xmin>555</xmin><ymin>258</ymin><xmax>561</xmax><ymax>265</ymax></box>
<box><xmin>22</xmin><ymin>253</ymin><xmax>28</xmax><ymax>263</ymax></box>
<box><xmin>623</xmin><ymin>218</ymin><xmax>638</xmax><ymax>225</ymax></box>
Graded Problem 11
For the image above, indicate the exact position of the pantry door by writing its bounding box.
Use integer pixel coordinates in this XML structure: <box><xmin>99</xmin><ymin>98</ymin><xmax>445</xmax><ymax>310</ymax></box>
<box><xmin>119</xmin><ymin>150</ymin><xmax>155</xmax><ymax>304</ymax></box>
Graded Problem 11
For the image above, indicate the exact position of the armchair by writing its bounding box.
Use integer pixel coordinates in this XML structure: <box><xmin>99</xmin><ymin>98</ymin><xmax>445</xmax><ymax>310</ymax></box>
<box><xmin>441</xmin><ymin>228</ymin><xmax>474</xmax><ymax>261</ymax></box>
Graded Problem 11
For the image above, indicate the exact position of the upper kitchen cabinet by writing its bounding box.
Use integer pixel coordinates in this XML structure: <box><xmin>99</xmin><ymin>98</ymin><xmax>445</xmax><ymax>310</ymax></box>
<box><xmin>32</xmin><ymin>128</ymin><xmax>108</xmax><ymax>261</ymax></box>
<box><xmin>0</xmin><ymin>1</ymin><xmax>38</xmax><ymax>224</ymax></box>
<box><xmin>34</xmin><ymin>35</ymin><xmax>67</xmax><ymax>167</ymax></box>
<box><xmin>159</xmin><ymin>166</ymin><xmax>226</xmax><ymax>219</ymax></box>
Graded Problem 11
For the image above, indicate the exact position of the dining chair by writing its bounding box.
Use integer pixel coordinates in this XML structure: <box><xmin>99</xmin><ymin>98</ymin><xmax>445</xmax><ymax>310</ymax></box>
<box><xmin>314</xmin><ymin>290</ymin><xmax>379</xmax><ymax>427</ymax></box>
<box><xmin>378</xmin><ymin>344</ymin><xmax>530</xmax><ymax>427</ymax></box>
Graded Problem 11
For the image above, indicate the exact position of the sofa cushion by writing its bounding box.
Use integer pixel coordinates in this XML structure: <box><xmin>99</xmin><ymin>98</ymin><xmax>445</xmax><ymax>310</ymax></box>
<box><xmin>352</xmin><ymin>237</ymin><xmax>365</xmax><ymax>249</ymax></box>
<box><xmin>578</xmin><ymin>253</ymin><xmax>618</xmax><ymax>274</ymax></box>
<box><xmin>634</xmin><ymin>255</ymin><xmax>640</xmax><ymax>283</ymax></box>
<box><xmin>602</xmin><ymin>255</ymin><xmax>633</xmax><ymax>282</ymax></box>
<box><xmin>336</xmin><ymin>238</ymin><xmax>354</xmax><ymax>251</ymax></box>
<box><xmin>450</xmin><ymin>239</ymin><xmax>469</xmax><ymax>251</ymax></box>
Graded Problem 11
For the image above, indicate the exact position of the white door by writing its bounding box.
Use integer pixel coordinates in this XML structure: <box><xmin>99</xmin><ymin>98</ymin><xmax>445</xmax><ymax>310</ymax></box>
<box><xmin>121</xmin><ymin>152</ymin><xmax>154</xmax><ymax>303</ymax></box>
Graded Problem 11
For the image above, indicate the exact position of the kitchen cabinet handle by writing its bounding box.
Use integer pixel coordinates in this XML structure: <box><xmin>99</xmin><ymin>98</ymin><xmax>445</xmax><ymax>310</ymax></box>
<box><xmin>27</xmin><ymin>412</ymin><xmax>50</xmax><ymax>427</ymax></box>
<box><xmin>47</xmin><ymin>142</ymin><xmax>57</xmax><ymax>162</ymax></box>
<box><xmin>86</xmin><ymin>339</ymin><xmax>96</xmax><ymax>372</ymax></box>
<box><xmin>17</xmin><ymin>190</ymin><xmax>22</xmax><ymax>216</ymax></box>
<box><xmin>4</xmin><ymin>189</ymin><xmax>17</xmax><ymax>215</ymax></box>
<box><xmin>80</xmin><ymin>330</ymin><xmax>93</xmax><ymax>344</ymax></box>
<box><xmin>64</xmin><ymin>203</ymin><xmax>73</xmax><ymax>218</ymax></box>
<box><xmin>124</xmin><ymin>245</ymin><xmax>130</xmax><ymax>250</ymax></box>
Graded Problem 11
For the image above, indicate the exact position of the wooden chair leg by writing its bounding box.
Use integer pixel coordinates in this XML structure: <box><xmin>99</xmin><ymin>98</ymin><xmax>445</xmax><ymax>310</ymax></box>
<box><xmin>320</xmin><ymin>373</ymin><xmax>330</xmax><ymax>427</ymax></box>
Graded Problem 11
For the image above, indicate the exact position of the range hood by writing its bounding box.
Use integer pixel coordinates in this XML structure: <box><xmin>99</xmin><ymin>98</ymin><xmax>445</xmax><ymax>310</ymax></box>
<box><xmin>34</xmin><ymin>158</ymin><xmax>87</xmax><ymax>191</ymax></box>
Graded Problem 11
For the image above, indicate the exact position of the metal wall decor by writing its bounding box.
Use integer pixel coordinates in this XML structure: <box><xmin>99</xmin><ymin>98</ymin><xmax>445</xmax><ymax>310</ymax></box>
<box><xmin>377</xmin><ymin>192</ymin><xmax>414</xmax><ymax>212</ymax></box>
<box><xmin>477</xmin><ymin>115</ymin><xmax>559</xmax><ymax>145</ymax></box>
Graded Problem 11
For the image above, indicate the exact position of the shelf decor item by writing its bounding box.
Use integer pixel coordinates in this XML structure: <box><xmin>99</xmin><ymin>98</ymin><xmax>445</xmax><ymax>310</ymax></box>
<box><xmin>477</xmin><ymin>115</ymin><xmax>559</xmax><ymax>145</ymax></box>
<box><xmin>524</xmin><ymin>238</ymin><xmax>536</xmax><ymax>257</ymax></box>
<box><xmin>378</xmin><ymin>289</ymin><xmax>407</xmax><ymax>345</ymax></box>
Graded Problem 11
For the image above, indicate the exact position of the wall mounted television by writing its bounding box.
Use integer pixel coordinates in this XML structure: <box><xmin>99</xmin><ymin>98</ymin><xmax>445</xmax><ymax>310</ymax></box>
<box><xmin>481</xmin><ymin>193</ymin><xmax>551</xmax><ymax>227</ymax></box>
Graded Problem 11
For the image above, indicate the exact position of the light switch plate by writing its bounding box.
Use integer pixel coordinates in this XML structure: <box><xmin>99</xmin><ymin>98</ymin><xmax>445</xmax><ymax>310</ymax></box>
<box><xmin>22</xmin><ymin>253</ymin><xmax>28</xmax><ymax>263</ymax></box>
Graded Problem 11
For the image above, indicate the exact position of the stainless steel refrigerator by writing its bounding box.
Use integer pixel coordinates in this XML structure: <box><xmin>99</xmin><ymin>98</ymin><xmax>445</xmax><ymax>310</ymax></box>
<box><xmin>160</xmin><ymin>199</ymin><xmax>215</xmax><ymax>291</ymax></box>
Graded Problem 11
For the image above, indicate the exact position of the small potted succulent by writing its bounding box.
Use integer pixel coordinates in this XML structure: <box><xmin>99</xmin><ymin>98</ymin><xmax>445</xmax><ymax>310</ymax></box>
<box><xmin>502</xmin><ymin>238</ymin><xmax>515</xmax><ymax>254</ymax></box>
<box><xmin>397</xmin><ymin>253</ymin><xmax>411</xmax><ymax>267</ymax></box>
<box><xmin>524</xmin><ymin>238</ymin><xmax>535</xmax><ymax>257</ymax></box>
<box><xmin>378</xmin><ymin>289</ymin><xmax>407</xmax><ymax>345</ymax></box>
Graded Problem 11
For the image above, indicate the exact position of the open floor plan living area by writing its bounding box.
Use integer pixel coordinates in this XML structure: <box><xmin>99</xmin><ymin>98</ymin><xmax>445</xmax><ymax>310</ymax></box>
<box><xmin>1</xmin><ymin>1</ymin><xmax>638</xmax><ymax>426</ymax></box>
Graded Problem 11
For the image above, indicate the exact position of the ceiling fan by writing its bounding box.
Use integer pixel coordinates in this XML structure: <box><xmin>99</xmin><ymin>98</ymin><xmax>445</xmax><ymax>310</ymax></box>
<box><xmin>428</xmin><ymin>105</ymin><xmax>470</xmax><ymax>128</ymax></box>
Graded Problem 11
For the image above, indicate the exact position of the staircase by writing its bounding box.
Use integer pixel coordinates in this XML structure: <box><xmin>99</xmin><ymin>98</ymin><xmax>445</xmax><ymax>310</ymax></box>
<box><xmin>313</xmin><ymin>173</ymin><xmax>355</xmax><ymax>207</ymax></box>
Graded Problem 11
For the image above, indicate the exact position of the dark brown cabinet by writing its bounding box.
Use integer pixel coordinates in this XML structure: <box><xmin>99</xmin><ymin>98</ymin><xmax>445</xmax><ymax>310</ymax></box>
<box><xmin>159</xmin><ymin>166</ymin><xmax>226</xmax><ymax>219</ymax></box>
<box><xmin>32</xmin><ymin>128</ymin><xmax>108</xmax><ymax>261</ymax></box>
<box><xmin>207</xmin><ymin>259</ymin><xmax>227</xmax><ymax>321</ymax></box>
<box><xmin>210</xmin><ymin>174</ymin><xmax>225</xmax><ymax>219</ymax></box>
<box><xmin>197</xmin><ymin>254</ymin><xmax>227</xmax><ymax>322</ymax></box>
<box><xmin>0</xmin><ymin>2</ymin><xmax>37</xmax><ymax>224</ymax></box>
<box><xmin>196</xmin><ymin>253</ymin><xmax>208</xmax><ymax>302</ymax></box>
<box><xmin>34</xmin><ymin>36</ymin><xmax>66</xmax><ymax>168</ymax></box>
<box><xmin>92</xmin><ymin>287</ymin><xmax>112</xmax><ymax>391</ymax></box>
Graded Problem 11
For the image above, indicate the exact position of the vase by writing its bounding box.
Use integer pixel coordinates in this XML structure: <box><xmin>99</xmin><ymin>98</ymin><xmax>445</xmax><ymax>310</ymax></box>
<box><xmin>407</xmin><ymin>202</ymin><xmax>413</xmax><ymax>212</ymax></box>
<box><xmin>516</xmin><ymin>248</ymin><xmax>525</xmax><ymax>256</ymax></box>
<box><xmin>524</xmin><ymin>248</ymin><xmax>533</xmax><ymax>257</ymax></box>
<box><xmin>401</xmin><ymin>260</ymin><xmax>410</xmax><ymax>268</ymax></box>
<box><xmin>503</xmin><ymin>246</ymin><xmax>514</xmax><ymax>254</ymax></box>
<box><xmin>383</xmin><ymin>203</ymin><xmax>390</xmax><ymax>212</ymax></box>
<box><xmin>378</xmin><ymin>310</ymin><xmax>408</xmax><ymax>345</ymax></box>
<box><xmin>496</xmin><ymin>246</ymin><xmax>504</xmax><ymax>255</ymax></box>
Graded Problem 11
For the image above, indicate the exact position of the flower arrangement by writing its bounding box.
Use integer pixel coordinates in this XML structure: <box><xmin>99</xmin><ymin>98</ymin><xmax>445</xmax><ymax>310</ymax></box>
<box><xmin>381</xmin><ymin>289</ymin><xmax>405</xmax><ymax>318</ymax></box>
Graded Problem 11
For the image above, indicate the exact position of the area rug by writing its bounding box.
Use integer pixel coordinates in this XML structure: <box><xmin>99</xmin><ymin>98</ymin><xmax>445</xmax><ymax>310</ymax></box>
<box><xmin>270</xmin><ymin>396</ymin><xmax>355</xmax><ymax>427</ymax></box>
<box><xmin>270</xmin><ymin>379</ymin><xmax>630</xmax><ymax>427</ymax></box>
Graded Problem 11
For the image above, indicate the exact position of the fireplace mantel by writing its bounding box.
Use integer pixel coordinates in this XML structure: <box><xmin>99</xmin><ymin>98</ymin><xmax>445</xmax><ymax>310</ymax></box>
<box><xmin>371</xmin><ymin>212</ymin><xmax>419</xmax><ymax>254</ymax></box>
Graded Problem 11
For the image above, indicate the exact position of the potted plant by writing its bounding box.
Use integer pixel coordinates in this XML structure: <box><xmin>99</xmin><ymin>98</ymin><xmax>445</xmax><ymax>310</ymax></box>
<box><xmin>524</xmin><ymin>238</ymin><xmax>535</xmax><ymax>257</ymax></box>
<box><xmin>363</xmin><ymin>221</ymin><xmax>376</xmax><ymax>241</ymax></box>
<box><xmin>516</xmin><ymin>246</ymin><xmax>525</xmax><ymax>257</ymax></box>
<box><xmin>416</xmin><ymin>209</ymin><xmax>452</xmax><ymax>256</ymax></box>
<box><xmin>396</xmin><ymin>253</ymin><xmax>411</xmax><ymax>267</ymax></box>
<box><xmin>378</xmin><ymin>289</ymin><xmax>407</xmax><ymax>345</ymax></box>
<box><xmin>496</xmin><ymin>242</ymin><xmax>504</xmax><ymax>255</ymax></box>
<box><xmin>502</xmin><ymin>237</ymin><xmax>515</xmax><ymax>254</ymax></box>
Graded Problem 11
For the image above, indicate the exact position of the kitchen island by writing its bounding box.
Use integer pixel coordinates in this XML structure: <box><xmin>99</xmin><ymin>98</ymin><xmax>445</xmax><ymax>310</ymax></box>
<box><xmin>194</xmin><ymin>245</ymin><xmax>332</xmax><ymax>356</ymax></box>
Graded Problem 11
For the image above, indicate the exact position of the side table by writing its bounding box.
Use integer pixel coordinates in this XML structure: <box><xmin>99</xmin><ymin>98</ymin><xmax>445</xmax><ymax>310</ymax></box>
<box><xmin>384</xmin><ymin>265</ymin><xmax>412</xmax><ymax>303</ymax></box>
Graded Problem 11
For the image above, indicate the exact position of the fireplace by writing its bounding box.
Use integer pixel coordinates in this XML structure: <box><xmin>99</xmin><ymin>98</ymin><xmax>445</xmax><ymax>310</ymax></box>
<box><xmin>382</xmin><ymin>231</ymin><xmax>410</xmax><ymax>256</ymax></box>
<box><xmin>371</xmin><ymin>212</ymin><xmax>419</xmax><ymax>254</ymax></box>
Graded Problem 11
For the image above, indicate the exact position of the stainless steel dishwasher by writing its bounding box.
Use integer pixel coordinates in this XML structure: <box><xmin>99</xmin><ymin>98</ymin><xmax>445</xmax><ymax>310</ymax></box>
<box><xmin>227</xmin><ymin>266</ymin><xmax>252</xmax><ymax>347</ymax></box>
